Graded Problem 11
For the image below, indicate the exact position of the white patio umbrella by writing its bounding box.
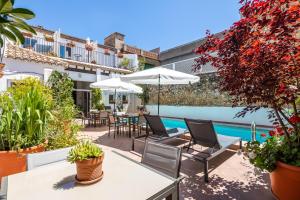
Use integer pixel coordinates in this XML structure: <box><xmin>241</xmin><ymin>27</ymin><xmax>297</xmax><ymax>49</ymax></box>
<box><xmin>90</xmin><ymin>78</ymin><xmax>142</xmax><ymax>112</ymax></box>
<box><xmin>121</xmin><ymin>67</ymin><xmax>200</xmax><ymax>114</ymax></box>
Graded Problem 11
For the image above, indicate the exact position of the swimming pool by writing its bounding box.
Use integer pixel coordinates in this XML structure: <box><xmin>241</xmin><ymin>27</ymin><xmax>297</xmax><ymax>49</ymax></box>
<box><xmin>162</xmin><ymin>118</ymin><xmax>270</xmax><ymax>143</ymax></box>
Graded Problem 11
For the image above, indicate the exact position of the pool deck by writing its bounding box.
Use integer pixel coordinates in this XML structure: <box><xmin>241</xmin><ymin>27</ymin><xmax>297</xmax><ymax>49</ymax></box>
<box><xmin>80</xmin><ymin>126</ymin><xmax>275</xmax><ymax>200</ymax></box>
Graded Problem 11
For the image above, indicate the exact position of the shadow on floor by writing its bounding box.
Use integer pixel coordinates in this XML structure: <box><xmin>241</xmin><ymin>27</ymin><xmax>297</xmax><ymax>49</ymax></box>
<box><xmin>83</xmin><ymin>128</ymin><xmax>274</xmax><ymax>200</ymax></box>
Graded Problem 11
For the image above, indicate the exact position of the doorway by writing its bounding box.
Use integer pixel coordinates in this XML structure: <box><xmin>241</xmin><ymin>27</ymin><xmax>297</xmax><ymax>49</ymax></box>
<box><xmin>73</xmin><ymin>89</ymin><xmax>91</xmax><ymax>116</ymax></box>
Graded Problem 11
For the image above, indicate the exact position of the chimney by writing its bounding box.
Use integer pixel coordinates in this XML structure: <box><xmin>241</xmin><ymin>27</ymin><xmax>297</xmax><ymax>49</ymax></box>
<box><xmin>149</xmin><ymin>47</ymin><xmax>160</xmax><ymax>54</ymax></box>
<box><xmin>104</xmin><ymin>32</ymin><xmax>125</xmax><ymax>51</ymax></box>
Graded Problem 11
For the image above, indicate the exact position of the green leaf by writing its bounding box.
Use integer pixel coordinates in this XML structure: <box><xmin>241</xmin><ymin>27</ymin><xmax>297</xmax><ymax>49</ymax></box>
<box><xmin>1</xmin><ymin>28</ymin><xmax>16</xmax><ymax>42</ymax></box>
<box><xmin>0</xmin><ymin>36</ymin><xmax>3</xmax><ymax>47</ymax></box>
<box><xmin>5</xmin><ymin>8</ymin><xmax>35</xmax><ymax>20</ymax></box>
<box><xmin>0</xmin><ymin>0</ymin><xmax>12</xmax><ymax>13</ymax></box>
<box><xmin>11</xmin><ymin>19</ymin><xmax>36</xmax><ymax>34</ymax></box>
<box><xmin>6</xmin><ymin>24</ymin><xmax>24</xmax><ymax>44</ymax></box>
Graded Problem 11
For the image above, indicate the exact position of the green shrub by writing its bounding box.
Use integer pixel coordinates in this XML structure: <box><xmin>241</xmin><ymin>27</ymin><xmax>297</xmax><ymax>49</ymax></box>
<box><xmin>46</xmin><ymin>71</ymin><xmax>80</xmax><ymax>150</ymax></box>
<box><xmin>91</xmin><ymin>88</ymin><xmax>104</xmax><ymax>110</ymax></box>
<box><xmin>46</xmin><ymin>123</ymin><xmax>81</xmax><ymax>150</ymax></box>
<box><xmin>0</xmin><ymin>78</ymin><xmax>53</xmax><ymax>150</ymax></box>
<box><xmin>67</xmin><ymin>141</ymin><xmax>103</xmax><ymax>163</ymax></box>
<box><xmin>47</xmin><ymin>71</ymin><xmax>74</xmax><ymax>106</ymax></box>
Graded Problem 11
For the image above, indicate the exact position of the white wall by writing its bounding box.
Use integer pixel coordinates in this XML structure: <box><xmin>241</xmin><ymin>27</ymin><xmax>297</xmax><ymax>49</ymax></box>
<box><xmin>0</xmin><ymin>58</ymin><xmax>65</xmax><ymax>92</ymax></box>
<box><xmin>146</xmin><ymin>105</ymin><xmax>273</xmax><ymax>126</ymax></box>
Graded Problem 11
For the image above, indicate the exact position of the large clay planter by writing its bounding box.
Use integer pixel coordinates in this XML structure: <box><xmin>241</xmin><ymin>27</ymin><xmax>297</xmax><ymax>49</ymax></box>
<box><xmin>75</xmin><ymin>154</ymin><xmax>104</xmax><ymax>183</ymax></box>
<box><xmin>0</xmin><ymin>144</ymin><xmax>45</xmax><ymax>178</ymax></box>
<box><xmin>270</xmin><ymin>161</ymin><xmax>300</xmax><ymax>200</ymax></box>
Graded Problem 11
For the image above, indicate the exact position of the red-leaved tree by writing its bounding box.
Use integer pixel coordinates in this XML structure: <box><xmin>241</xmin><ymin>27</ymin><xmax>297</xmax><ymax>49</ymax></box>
<box><xmin>194</xmin><ymin>0</ymin><xmax>300</xmax><ymax>139</ymax></box>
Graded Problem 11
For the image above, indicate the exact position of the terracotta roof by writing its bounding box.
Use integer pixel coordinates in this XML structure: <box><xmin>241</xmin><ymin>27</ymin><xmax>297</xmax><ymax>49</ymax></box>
<box><xmin>61</xmin><ymin>58</ymin><xmax>132</xmax><ymax>74</ymax></box>
<box><xmin>5</xmin><ymin>43</ymin><xmax>68</xmax><ymax>66</ymax></box>
<box><xmin>5</xmin><ymin>44</ymin><xmax>132</xmax><ymax>74</ymax></box>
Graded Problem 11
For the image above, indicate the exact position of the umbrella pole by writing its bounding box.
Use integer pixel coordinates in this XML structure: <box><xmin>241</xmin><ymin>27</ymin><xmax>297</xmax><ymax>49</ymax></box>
<box><xmin>114</xmin><ymin>89</ymin><xmax>116</xmax><ymax>114</ymax></box>
<box><xmin>158</xmin><ymin>74</ymin><xmax>160</xmax><ymax>115</ymax></box>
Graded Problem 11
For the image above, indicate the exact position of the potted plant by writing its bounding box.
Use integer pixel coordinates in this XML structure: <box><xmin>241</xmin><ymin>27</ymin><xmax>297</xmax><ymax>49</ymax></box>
<box><xmin>91</xmin><ymin>60</ymin><xmax>97</xmax><ymax>64</ymax></box>
<box><xmin>117</xmin><ymin>52</ymin><xmax>123</xmax><ymax>58</ymax></box>
<box><xmin>66</xmin><ymin>41</ymin><xmax>75</xmax><ymax>48</ymax></box>
<box><xmin>245</xmin><ymin>122</ymin><xmax>300</xmax><ymax>199</ymax></box>
<box><xmin>193</xmin><ymin>0</ymin><xmax>300</xmax><ymax>199</ymax></box>
<box><xmin>44</xmin><ymin>34</ymin><xmax>54</xmax><ymax>42</ymax></box>
<box><xmin>22</xmin><ymin>32</ymin><xmax>33</xmax><ymax>38</ymax></box>
<box><xmin>67</xmin><ymin>141</ymin><xmax>104</xmax><ymax>184</ymax></box>
<box><xmin>0</xmin><ymin>78</ymin><xmax>52</xmax><ymax>178</ymax></box>
<box><xmin>0</xmin><ymin>63</ymin><xmax>4</xmax><ymax>78</ymax></box>
<box><xmin>104</xmin><ymin>49</ymin><xmax>110</xmax><ymax>55</ymax></box>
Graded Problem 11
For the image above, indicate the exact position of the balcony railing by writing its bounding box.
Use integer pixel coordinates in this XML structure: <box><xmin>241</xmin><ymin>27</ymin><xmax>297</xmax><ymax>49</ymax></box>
<box><xmin>21</xmin><ymin>36</ymin><xmax>117</xmax><ymax>67</ymax></box>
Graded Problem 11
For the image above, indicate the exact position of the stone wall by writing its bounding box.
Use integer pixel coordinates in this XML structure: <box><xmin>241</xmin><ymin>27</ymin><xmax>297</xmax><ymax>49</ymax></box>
<box><xmin>148</xmin><ymin>73</ymin><xmax>232</xmax><ymax>106</ymax></box>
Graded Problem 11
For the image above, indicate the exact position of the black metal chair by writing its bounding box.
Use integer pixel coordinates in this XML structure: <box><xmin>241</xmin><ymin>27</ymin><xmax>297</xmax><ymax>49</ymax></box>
<box><xmin>184</xmin><ymin>118</ymin><xmax>242</xmax><ymax>182</ymax></box>
<box><xmin>142</xmin><ymin>140</ymin><xmax>183</xmax><ymax>200</ymax></box>
<box><xmin>132</xmin><ymin>115</ymin><xmax>187</xmax><ymax>151</ymax></box>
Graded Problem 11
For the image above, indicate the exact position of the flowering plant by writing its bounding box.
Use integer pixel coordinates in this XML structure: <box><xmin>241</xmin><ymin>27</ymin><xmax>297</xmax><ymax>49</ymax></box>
<box><xmin>193</xmin><ymin>0</ymin><xmax>300</xmax><ymax>171</ymax></box>
<box><xmin>246</xmin><ymin>114</ymin><xmax>300</xmax><ymax>172</ymax></box>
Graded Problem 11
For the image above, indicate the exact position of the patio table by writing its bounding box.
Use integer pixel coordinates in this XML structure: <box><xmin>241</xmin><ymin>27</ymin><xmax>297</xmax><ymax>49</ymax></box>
<box><xmin>2</xmin><ymin>150</ymin><xmax>177</xmax><ymax>200</ymax></box>
<box><xmin>116</xmin><ymin>113</ymin><xmax>139</xmax><ymax>138</ymax></box>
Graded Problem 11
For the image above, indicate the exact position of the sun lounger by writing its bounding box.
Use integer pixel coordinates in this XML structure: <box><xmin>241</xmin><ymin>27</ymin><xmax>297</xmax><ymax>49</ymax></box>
<box><xmin>184</xmin><ymin>118</ymin><xmax>242</xmax><ymax>182</ymax></box>
<box><xmin>131</xmin><ymin>115</ymin><xmax>188</xmax><ymax>151</ymax></box>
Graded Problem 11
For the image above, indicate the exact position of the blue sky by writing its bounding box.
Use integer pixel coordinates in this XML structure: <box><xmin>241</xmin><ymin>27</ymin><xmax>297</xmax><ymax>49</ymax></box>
<box><xmin>15</xmin><ymin>0</ymin><xmax>241</xmax><ymax>51</ymax></box>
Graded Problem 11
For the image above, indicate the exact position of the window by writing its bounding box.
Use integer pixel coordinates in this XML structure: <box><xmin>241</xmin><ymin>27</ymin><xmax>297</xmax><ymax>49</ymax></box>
<box><xmin>109</xmin><ymin>94</ymin><xmax>115</xmax><ymax>104</ymax></box>
<box><xmin>101</xmin><ymin>71</ymin><xmax>110</xmax><ymax>76</ymax></box>
<box><xmin>66</xmin><ymin>46</ymin><xmax>72</xmax><ymax>58</ymax></box>
<box><xmin>122</xmin><ymin>95</ymin><xmax>128</xmax><ymax>104</ymax></box>
<box><xmin>23</xmin><ymin>38</ymin><xmax>37</xmax><ymax>48</ymax></box>
<box><xmin>60</xmin><ymin>45</ymin><xmax>65</xmax><ymax>58</ymax></box>
<box><xmin>36</xmin><ymin>44</ymin><xmax>53</xmax><ymax>53</ymax></box>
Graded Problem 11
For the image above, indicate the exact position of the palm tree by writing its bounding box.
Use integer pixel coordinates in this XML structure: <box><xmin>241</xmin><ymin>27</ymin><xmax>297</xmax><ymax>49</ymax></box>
<box><xmin>0</xmin><ymin>0</ymin><xmax>36</xmax><ymax>77</ymax></box>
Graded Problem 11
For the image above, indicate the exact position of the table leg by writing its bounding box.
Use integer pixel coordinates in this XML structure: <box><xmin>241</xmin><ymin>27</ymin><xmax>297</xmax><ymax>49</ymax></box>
<box><xmin>129</xmin><ymin>118</ymin><xmax>131</xmax><ymax>138</ymax></box>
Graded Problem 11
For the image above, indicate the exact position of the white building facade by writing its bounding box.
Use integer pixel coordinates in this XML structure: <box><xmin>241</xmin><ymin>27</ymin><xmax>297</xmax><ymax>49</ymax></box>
<box><xmin>0</xmin><ymin>26</ymin><xmax>142</xmax><ymax>114</ymax></box>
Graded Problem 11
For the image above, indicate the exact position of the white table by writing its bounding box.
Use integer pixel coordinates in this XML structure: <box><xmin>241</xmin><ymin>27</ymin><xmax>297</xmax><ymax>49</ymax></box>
<box><xmin>2</xmin><ymin>150</ymin><xmax>177</xmax><ymax>200</ymax></box>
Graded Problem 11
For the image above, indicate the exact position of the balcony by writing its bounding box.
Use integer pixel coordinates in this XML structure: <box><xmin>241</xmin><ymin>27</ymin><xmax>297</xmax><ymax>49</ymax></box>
<box><xmin>21</xmin><ymin>36</ymin><xmax>117</xmax><ymax>68</ymax></box>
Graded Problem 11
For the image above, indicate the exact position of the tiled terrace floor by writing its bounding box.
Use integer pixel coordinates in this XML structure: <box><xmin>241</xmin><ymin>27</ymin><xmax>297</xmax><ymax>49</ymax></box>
<box><xmin>80</xmin><ymin>126</ymin><xmax>275</xmax><ymax>200</ymax></box>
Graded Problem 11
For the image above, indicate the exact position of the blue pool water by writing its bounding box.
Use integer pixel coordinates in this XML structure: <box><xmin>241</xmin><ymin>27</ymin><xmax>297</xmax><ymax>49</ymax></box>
<box><xmin>162</xmin><ymin>118</ymin><xmax>270</xmax><ymax>143</ymax></box>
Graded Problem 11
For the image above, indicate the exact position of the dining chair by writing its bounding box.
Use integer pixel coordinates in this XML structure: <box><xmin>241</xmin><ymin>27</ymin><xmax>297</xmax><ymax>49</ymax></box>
<box><xmin>100</xmin><ymin>111</ymin><xmax>108</xmax><ymax>125</ymax></box>
<box><xmin>108</xmin><ymin>114</ymin><xmax>123</xmax><ymax>139</ymax></box>
<box><xmin>137</xmin><ymin>115</ymin><xmax>147</xmax><ymax>136</ymax></box>
<box><xmin>26</xmin><ymin>147</ymin><xmax>72</xmax><ymax>170</ymax></box>
<box><xmin>141</xmin><ymin>140</ymin><xmax>183</xmax><ymax>200</ymax></box>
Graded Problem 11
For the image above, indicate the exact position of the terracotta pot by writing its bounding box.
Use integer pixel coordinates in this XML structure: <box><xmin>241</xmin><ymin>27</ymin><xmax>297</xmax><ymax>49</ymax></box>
<box><xmin>0</xmin><ymin>63</ymin><xmax>4</xmax><ymax>78</ymax></box>
<box><xmin>75</xmin><ymin>154</ymin><xmax>104</xmax><ymax>182</ymax></box>
<box><xmin>0</xmin><ymin>144</ymin><xmax>45</xmax><ymax>178</ymax></box>
<box><xmin>45</xmin><ymin>37</ymin><xmax>54</xmax><ymax>42</ymax></box>
<box><xmin>270</xmin><ymin>161</ymin><xmax>300</xmax><ymax>200</ymax></box>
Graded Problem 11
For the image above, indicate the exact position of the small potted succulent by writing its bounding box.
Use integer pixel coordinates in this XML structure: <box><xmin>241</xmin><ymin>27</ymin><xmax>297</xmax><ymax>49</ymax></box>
<box><xmin>67</xmin><ymin>141</ymin><xmax>104</xmax><ymax>184</ymax></box>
